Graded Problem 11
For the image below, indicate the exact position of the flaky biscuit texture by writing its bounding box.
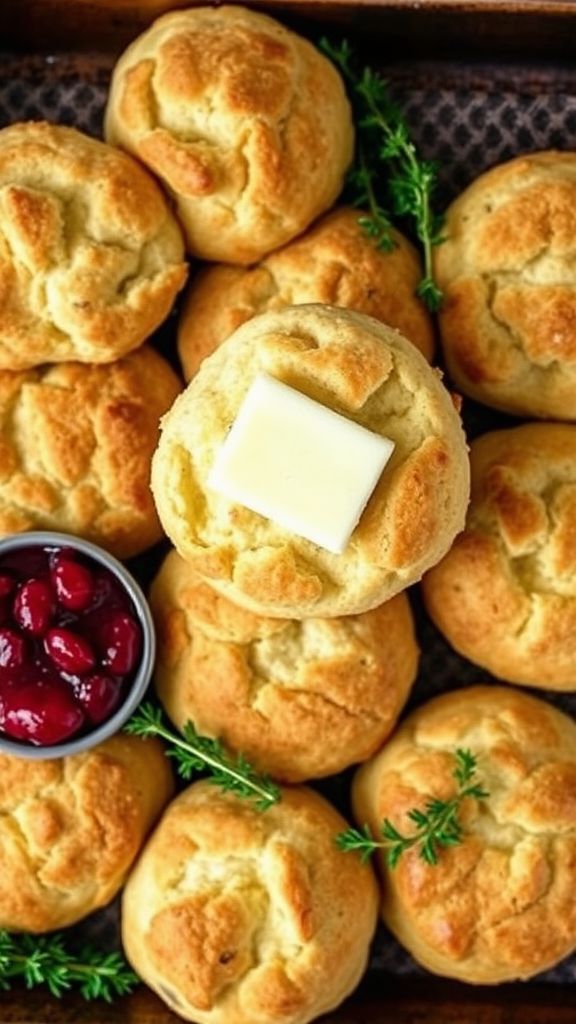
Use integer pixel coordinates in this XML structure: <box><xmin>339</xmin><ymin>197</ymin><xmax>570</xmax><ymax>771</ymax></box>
<box><xmin>152</xmin><ymin>304</ymin><xmax>469</xmax><ymax>618</ymax></box>
<box><xmin>177</xmin><ymin>207</ymin><xmax>434</xmax><ymax>379</ymax></box>
<box><xmin>0</xmin><ymin>122</ymin><xmax>187</xmax><ymax>370</ymax></box>
<box><xmin>422</xmin><ymin>423</ymin><xmax>576</xmax><ymax>690</ymax></box>
<box><xmin>150</xmin><ymin>549</ymin><xmax>418</xmax><ymax>782</ymax></box>
<box><xmin>0</xmin><ymin>734</ymin><xmax>174</xmax><ymax>933</ymax></box>
<box><xmin>122</xmin><ymin>782</ymin><xmax>378</xmax><ymax>1024</ymax></box>
<box><xmin>353</xmin><ymin>686</ymin><xmax>576</xmax><ymax>983</ymax></box>
<box><xmin>104</xmin><ymin>6</ymin><xmax>353</xmax><ymax>263</ymax></box>
<box><xmin>435</xmin><ymin>151</ymin><xmax>576</xmax><ymax>419</ymax></box>
<box><xmin>0</xmin><ymin>345</ymin><xmax>181</xmax><ymax>558</ymax></box>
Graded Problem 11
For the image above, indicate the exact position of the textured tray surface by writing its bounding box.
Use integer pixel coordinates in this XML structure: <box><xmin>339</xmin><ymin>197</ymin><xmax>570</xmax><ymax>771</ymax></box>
<box><xmin>0</xmin><ymin>51</ymin><xmax>575</xmax><ymax>990</ymax></box>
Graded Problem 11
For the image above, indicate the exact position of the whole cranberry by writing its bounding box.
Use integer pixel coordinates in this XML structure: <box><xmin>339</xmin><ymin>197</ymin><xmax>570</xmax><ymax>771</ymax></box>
<box><xmin>97</xmin><ymin>612</ymin><xmax>141</xmax><ymax>675</ymax></box>
<box><xmin>2</xmin><ymin>681</ymin><xmax>85</xmax><ymax>745</ymax></box>
<box><xmin>52</xmin><ymin>556</ymin><xmax>94</xmax><ymax>612</ymax></box>
<box><xmin>76</xmin><ymin>674</ymin><xmax>122</xmax><ymax>725</ymax></box>
<box><xmin>13</xmin><ymin>579</ymin><xmax>54</xmax><ymax>636</ymax></box>
<box><xmin>0</xmin><ymin>628</ymin><xmax>25</xmax><ymax>669</ymax></box>
<box><xmin>0</xmin><ymin>575</ymin><xmax>14</xmax><ymax>600</ymax></box>
<box><xmin>44</xmin><ymin>628</ymin><xmax>95</xmax><ymax>675</ymax></box>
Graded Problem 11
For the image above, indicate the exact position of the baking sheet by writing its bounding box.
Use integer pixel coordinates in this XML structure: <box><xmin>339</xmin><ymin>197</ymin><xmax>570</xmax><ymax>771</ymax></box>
<box><xmin>0</xmin><ymin>49</ymin><xmax>575</xmax><ymax>990</ymax></box>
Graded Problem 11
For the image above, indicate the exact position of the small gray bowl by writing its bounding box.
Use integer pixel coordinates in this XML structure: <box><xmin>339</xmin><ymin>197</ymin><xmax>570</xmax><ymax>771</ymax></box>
<box><xmin>0</xmin><ymin>531</ymin><xmax>155</xmax><ymax>760</ymax></box>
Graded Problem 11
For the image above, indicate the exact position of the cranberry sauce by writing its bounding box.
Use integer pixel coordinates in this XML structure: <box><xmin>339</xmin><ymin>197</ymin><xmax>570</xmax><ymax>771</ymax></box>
<box><xmin>0</xmin><ymin>545</ymin><xmax>142</xmax><ymax>746</ymax></box>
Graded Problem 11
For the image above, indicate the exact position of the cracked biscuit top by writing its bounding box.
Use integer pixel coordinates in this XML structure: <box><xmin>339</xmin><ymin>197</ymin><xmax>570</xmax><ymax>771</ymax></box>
<box><xmin>104</xmin><ymin>5</ymin><xmax>354</xmax><ymax>264</ymax></box>
<box><xmin>122</xmin><ymin>782</ymin><xmax>378</xmax><ymax>1024</ymax></box>
<box><xmin>177</xmin><ymin>207</ymin><xmax>435</xmax><ymax>379</ymax></box>
<box><xmin>353</xmin><ymin>686</ymin><xmax>576</xmax><ymax>983</ymax></box>
<box><xmin>0</xmin><ymin>122</ymin><xmax>187</xmax><ymax>370</ymax></box>
<box><xmin>0</xmin><ymin>345</ymin><xmax>181</xmax><ymax>558</ymax></box>
<box><xmin>0</xmin><ymin>734</ymin><xmax>174</xmax><ymax>933</ymax></box>
<box><xmin>150</xmin><ymin>550</ymin><xmax>418</xmax><ymax>782</ymax></box>
<box><xmin>422</xmin><ymin>423</ymin><xmax>576</xmax><ymax>691</ymax></box>
<box><xmin>151</xmin><ymin>304</ymin><xmax>470</xmax><ymax>619</ymax></box>
<box><xmin>435</xmin><ymin>150</ymin><xmax>576</xmax><ymax>419</ymax></box>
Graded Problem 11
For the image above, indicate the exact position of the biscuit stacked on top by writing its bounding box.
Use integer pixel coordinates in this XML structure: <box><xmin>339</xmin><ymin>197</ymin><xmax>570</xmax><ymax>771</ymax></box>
<box><xmin>0</xmin><ymin>121</ymin><xmax>186</xmax><ymax>556</ymax></box>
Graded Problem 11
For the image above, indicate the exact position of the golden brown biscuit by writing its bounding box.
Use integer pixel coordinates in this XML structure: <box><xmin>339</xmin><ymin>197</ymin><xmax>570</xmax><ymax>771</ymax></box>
<box><xmin>0</xmin><ymin>346</ymin><xmax>181</xmax><ymax>558</ymax></box>
<box><xmin>353</xmin><ymin>685</ymin><xmax>576</xmax><ymax>984</ymax></box>
<box><xmin>122</xmin><ymin>782</ymin><xmax>378</xmax><ymax>1024</ymax></box>
<box><xmin>150</xmin><ymin>549</ymin><xmax>419</xmax><ymax>782</ymax></box>
<box><xmin>104</xmin><ymin>6</ymin><xmax>353</xmax><ymax>264</ymax></box>
<box><xmin>435</xmin><ymin>151</ymin><xmax>576</xmax><ymax>419</ymax></box>
<box><xmin>177</xmin><ymin>208</ymin><xmax>434</xmax><ymax>378</ymax></box>
<box><xmin>0</xmin><ymin>121</ymin><xmax>187</xmax><ymax>370</ymax></box>
<box><xmin>152</xmin><ymin>304</ymin><xmax>470</xmax><ymax>619</ymax></box>
<box><xmin>0</xmin><ymin>734</ymin><xmax>173</xmax><ymax>933</ymax></box>
<box><xmin>422</xmin><ymin>423</ymin><xmax>576</xmax><ymax>690</ymax></box>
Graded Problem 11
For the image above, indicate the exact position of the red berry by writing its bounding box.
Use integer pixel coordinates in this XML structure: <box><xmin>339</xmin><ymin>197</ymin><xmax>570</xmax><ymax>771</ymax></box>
<box><xmin>13</xmin><ymin>579</ymin><xmax>54</xmax><ymax>636</ymax></box>
<box><xmin>52</xmin><ymin>557</ymin><xmax>94</xmax><ymax>612</ymax></box>
<box><xmin>2</xmin><ymin>681</ymin><xmax>85</xmax><ymax>745</ymax></box>
<box><xmin>98</xmin><ymin>612</ymin><xmax>141</xmax><ymax>675</ymax></box>
<box><xmin>0</xmin><ymin>628</ymin><xmax>25</xmax><ymax>669</ymax></box>
<box><xmin>0</xmin><ymin>575</ymin><xmax>14</xmax><ymax>599</ymax></box>
<box><xmin>76</xmin><ymin>674</ymin><xmax>122</xmax><ymax>725</ymax></box>
<box><xmin>44</xmin><ymin>628</ymin><xmax>95</xmax><ymax>675</ymax></box>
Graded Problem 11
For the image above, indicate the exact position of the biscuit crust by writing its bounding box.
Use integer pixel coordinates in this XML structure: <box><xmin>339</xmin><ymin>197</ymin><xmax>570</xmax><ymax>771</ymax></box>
<box><xmin>353</xmin><ymin>686</ymin><xmax>576</xmax><ymax>983</ymax></box>
<box><xmin>122</xmin><ymin>783</ymin><xmax>378</xmax><ymax>1024</ymax></box>
<box><xmin>150</xmin><ymin>550</ymin><xmax>418</xmax><ymax>782</ymax></box>
<box><xmin>105</xmin><ymin>6</ymin><xmax>353</xmax><ymax>263</ymax></box>
<box><xmin>435</xmin><ymin>151</ymin><xmax>576</xmax><ymax>419</ymax></box>
<box><xmin>0</xmin><ymin>121</ymin><xmax>187</xmax><ymax>370</ymax></box>
<box><xmin>0</xmin><ymin>734</ymin><xmax>174</xmax><ymax>933</ymax></box>
<box><xmin>0</xmin><ymin>346</ymin><xmax>182</xmax><ymax>558</ymax></box>
<box><xmin>177</xmin><ymin>207</ymin><xmax>434</xmax><ymax>379</ymax></box>
<box><xmin>422</xmin><ymin>423</ymin><xmax>576</xmax><ymax>690</ymax></box>
<box><xmin>152</xmin><ymin>304</ymin><xmax>469</xmax><ymax>618</ymax></box>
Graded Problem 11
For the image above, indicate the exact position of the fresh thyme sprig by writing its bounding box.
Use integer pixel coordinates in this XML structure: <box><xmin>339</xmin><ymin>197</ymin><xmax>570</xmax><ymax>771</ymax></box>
<box><xmin>337</xmin><ymin>749</ymin><xmax>488</xmax><ymax>867</ymax></box>
<box><xmin>0</xmin><ymin>930</ymin><xmax>138</xmax><ymax>1001</ymax></box>
<box><xmin>125</xmin><ymin>702</ymin><xmax>280</xmax><ymax>812</ymax></box>
<box><xmin>320</xmin><ymin>37</ymin><xmax>444</xmax><ymax>311</ymax></box>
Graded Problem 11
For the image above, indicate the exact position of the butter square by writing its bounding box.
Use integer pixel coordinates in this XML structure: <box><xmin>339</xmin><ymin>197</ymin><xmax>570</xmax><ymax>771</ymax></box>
<box><xmin>208</xmin><ymin>373</ymin><xmax>395</xmax><ymax>554</ymax></box>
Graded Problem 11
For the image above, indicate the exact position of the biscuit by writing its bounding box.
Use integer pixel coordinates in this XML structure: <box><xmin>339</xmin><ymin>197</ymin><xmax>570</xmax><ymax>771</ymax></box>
<box><xmin>422</xmin><ymin>423</ymin><xmax>576</xmax><ymax>690</ymax></box>
<box><xmin>0</xmin><ymin>121</ymin><xmax>187</xmax><ymax>370</ymax></box>
<box><xmin>0</xmin><ymin>733</ymin><xmax>173</xmax><ymax>933</ymax></box>
<box><xmin>122</xmin><ymin>782</ymin><xmax>378</xmax><ymax>1024</ymax></box>
<box><xmin>150</xmin><ymin>549</ymin><xmax>418</xmax><ymax>782</ymax></box>
<box><xmin>177</xmin><ymin>207</ymin><xmax>434</xmax><ymax>379</ymax></box>
<box><xmin>435</xmin><ymin>150</ymin><xmax>576</xmax><ymax>419</ymax></box>
<box><xmin>151</xmin><ymin>304</ymin><xmax>470</xmax><ymax>618</ymax></box>
<box><xmin>0</xmin><ymin>345</ymin><xmax>181</xmax><ymax>559</ymax></box>
<box><xmin>104</xmin><ymin>6</ymin><xmax>353</xmax><ymax>264</ymax></box>
<box><xmin>353</xmin><ymin>685</ymin><xmax>576</xmax><ymax>983</ymax></box>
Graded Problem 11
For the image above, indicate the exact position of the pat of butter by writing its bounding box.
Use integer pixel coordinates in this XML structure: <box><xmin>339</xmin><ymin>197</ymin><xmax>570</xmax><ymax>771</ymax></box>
<box><xmin>208</xmin><ymin>373</ymin><xmax>395</xmax><ymax>554</ymax></box>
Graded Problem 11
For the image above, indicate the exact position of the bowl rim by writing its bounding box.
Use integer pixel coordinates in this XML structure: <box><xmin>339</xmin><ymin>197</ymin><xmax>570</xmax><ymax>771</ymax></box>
<box><xmin>0</xmin><ymin>530</ymin><xmax>155</xmax><ymax>760</ymax></box>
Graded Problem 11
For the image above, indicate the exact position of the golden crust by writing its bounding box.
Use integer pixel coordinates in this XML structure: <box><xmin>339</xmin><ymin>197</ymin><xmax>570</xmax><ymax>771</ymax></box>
<box><xmin>0</xmin><ymin>121</ymin><xmax>187</xmax><ymax>370</ymax></box>
<box><xmin>422</xmin><ymin>423</ymin><xmax>576</xmax><ymax>690</ymax></box>
<box><xmin>0</xmin><ymin>345</ymin><xmax>182</xmax><ymax>558</ymax></box>
<box><xmin>435</xmin><ymin>150</ymin><xmax>576</xmax><ymax>419</ymax></box>
<box><xmin>104</xmin><ymin>6</ymin><xmax>353</xmax><ymax>263</ymax></box>
<box><xmin>122</xmin><ymin>782</ymin><xmax>378</xmax><ymax>1024</ymax></box>
<box><xmin>0</xmin><ymin>734</ymin><xmax>173</xmax><ymax>933</ymax></box>
<box><xmin>152</xmin><ymin>304</ymin><xmax>469</xmax><ymax>618</ymax></box>
<box><xmin>150</xmin><ymin>549</ymin><xmax>418</xmax><ymax>782</ymax></box>
<box><xmin>177</xmin><ymin>208</ymin><xmax>434</xmax><ymax>378</ymax></box>
<box><xmin>353</xmin><ymin>685</ymin><xmax>576</xmax><ymax>984</ymax></box>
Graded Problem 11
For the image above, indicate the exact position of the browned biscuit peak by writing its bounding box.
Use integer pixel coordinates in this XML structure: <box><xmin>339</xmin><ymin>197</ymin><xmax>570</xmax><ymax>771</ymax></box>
<box><xmin>0</xmin><ymin>121</ymin><xmax>187</xmax><ymax>370</ymax></box>
<box><xmin>105</xmin><ymin>6</ymin><xmax>353</xmax><ymax>263</ymax></box>
<box><xmin>422</xmin><ymin>423</ymin><xmax>576</xmax><ymax>690</ymax></box>
<box><xmin>353</xmin><ymin>685</ymin><xmax>576</xmax><ymax>983</ymax></box>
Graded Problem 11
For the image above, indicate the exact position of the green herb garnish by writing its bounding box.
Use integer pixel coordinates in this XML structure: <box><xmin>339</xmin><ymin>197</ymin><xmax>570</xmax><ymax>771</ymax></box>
<box><xmin>337</xmin><ymin>748</ymin><xmax>488</xmax><ymax>866</ymax></box>
<box><xmin>320</xmin><ymin>37</ymin><xmax>444</xmax><ymax>311</ymax></box>
<box><xmin>125</xmin><ymin>702</ymin><xmax>280</xmax><ymax>812</ymax></box>
<box><xmin>0</xmin><ymin>930</ymin><xmax>138</xmax><ymax>1001</ymax></box>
